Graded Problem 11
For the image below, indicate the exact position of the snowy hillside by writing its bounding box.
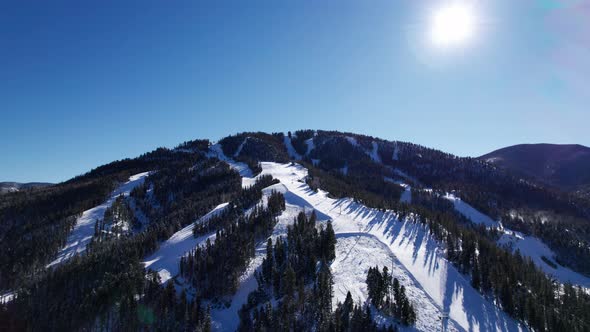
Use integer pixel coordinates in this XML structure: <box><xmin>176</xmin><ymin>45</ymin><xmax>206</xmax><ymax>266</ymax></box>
<box><xmin>389</xmin><ymin>177</ymin><xmax>590</xmax><ymax>289</ymax></box>
<box><xmin>5</xmin><ymin>131</ymin><xmax>590</xmax><ymax>332</ymax></box>
<box><xmin>442</xmin><ymin>192</ymin><xmax>590</xmax><ymax>289</ymax></box>
<box><xmin>47</xmin><ymin>172</ymin><xmax>151</xmax><ymax>268</ymax></box>
<box><xmin>143</xmin><ymin>202</ymin><xmax>229</xmax><ymax>283</ymax></box>
<box><xmin>181</xmin><ymin>160</ymin><xmax>524</xmax><ymax>331</ymax></box>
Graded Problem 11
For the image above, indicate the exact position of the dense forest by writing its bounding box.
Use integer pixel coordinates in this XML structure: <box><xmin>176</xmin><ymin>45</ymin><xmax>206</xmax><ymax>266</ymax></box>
<box><xmin>302</xmin><ymin>155</ymin><xmax>590</xmax><ymax>331</ymax></box>
<box><xmin>180</xmin><ymin>190</ymin><xmax>286</xmax><ymax>298</ymax></box>
<box><xmin>289</xmin><ymin>130</ymin><xmax>590</xmax><ymax>278</ymax></box>
<box><xmin>1</xmin><ymin>130</ymin><xmax>590</xmax><ymax>331</ymax></box>
<box><xmin>237</xmin><ymin>212</ymin><xmax>400</xmax><ymax>331</ymax></box>
<box><xmin>0</xmin><ymin>142</ymin><xmax>246</xmax><ymax>331</ymax></box>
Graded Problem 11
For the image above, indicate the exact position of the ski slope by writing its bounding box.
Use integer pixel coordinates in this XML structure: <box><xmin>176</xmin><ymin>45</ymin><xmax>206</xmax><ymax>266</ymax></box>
<box><xmin>441</xmin><ymin>192</ymin><xmax>590</xmax><ymax>288</ymax></box>
<box><xmin>47</xmin><ymin>172</ymin><xmax>151</xmax><ymax>268</ymax></box>
<box><xmin>210</xmin><ymin>197</ymin><xmax>322</xmax><ymax>331</ymax></box>
<box><xmin>143</xmin><ymin>202</ymin><xmax>229</xmax><ymax>283</ymax></box>
<box><xmin>332</xmin><ymin>234</ymin><xmax>461</xmax><ymax>332</ymax></box>
<box><xmin>232</xmin><ymin>162</ymin><xmax>525</xmax><ymax>332</ymax></box>
<box><xmin>498</xmin><ymin>231</ymin><xmax>590</xmax><ymax>288</ymax></box>
<box><xmin>384</xmin><ymin>177</ymin><xmax>412</xmax><ymax>204</ymax></box>
<box><xmin>208</xmin><ymin>143</ymin><xmax>254</xmax><ymax>187</ymax></box>
<box><xmin>442</xmin><ymin>193</ymin><xmax>498</xmax><ymax>227</ymax></box>
<box><xmin>284</xmin><ymin>135</ymin><xmax>302</xmax><ymax>160</ymax></box>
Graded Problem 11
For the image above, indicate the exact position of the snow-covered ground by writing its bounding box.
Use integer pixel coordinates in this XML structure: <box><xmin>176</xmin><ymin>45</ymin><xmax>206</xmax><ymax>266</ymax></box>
<box><xmin>283</xmin><ymin>135</ymin><xmax>302</xmax><ymax>160</ymax></box>
<box><xmin>370</xmin><ymin>141</ymin><xmax>382</xmax><ymax>163</ymax></box>
<box><xmin>305</xmin><ymin>137</ymin><xmax>315</xmax><ymax>155</ymax></box>
<box><xmin>332</xmin><ymin>234</ymin><xmax>461</xmax><ymax>332</ymax></box>
<box><xmin>210</xmin><ymin>199</ymin><xmax>318</xmax><ymax>331</ymax></box>
<box><xmin>226</xmin><ymin>162</ymin><xmax>525</xmax><ymax>332</ymax></box>
<box><xmin>498</xmin><ymin>231</ymin><xmax>590</xmax><ymax>288</ymax></box>
<box><xmin>0</xmin><ymin>291</ymin><xmax>14</xmax><ymax>304</ymax></box>
<box><xmin>384</xmin><ymin>177</ymin><xmax>412</xmax><ymax>204</ymax></box>
<box><xmin>442</xmin><ymin>193</ymin><xmax>497</xmax><ymax>227</ymax></box>
<box><xmin>144</xmin><ymin>152</ymin><xmax>567</xmax><ymax>330</ymax></box>
<box><xmin>143</xmin><ymin>202</ymin><xmax>229</xmax><ymax>283</ymax></box>
<box><xmin>47</xmin><ymin>172</ymin><xmax>151</xmax><ymax>268</ymax></box>
<box><xmin>441</xmin><ymin>192</ymin><xmax>590</xmax><ymax>288</ymax></box>
<box><xmin>208</xmin><ymin>143</ymin><xmax>254</xmax><ymax>187</ymax></box>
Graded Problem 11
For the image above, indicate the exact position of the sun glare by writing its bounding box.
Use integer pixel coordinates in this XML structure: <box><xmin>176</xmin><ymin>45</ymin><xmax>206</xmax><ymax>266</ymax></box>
<box><xmin>431</xmin><ymin>3</ymin><xmax>476</xmax><ymax>47</ymax></box>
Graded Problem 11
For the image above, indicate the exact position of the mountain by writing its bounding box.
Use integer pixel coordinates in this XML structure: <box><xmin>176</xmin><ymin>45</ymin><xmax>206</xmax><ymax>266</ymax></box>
<box><xmin>479</xmin><ymin>144</ymin><xmax>590</xmax><ymax>194</ymax></box>
<box><xmin>1</xmin><ymin>131</ymin><xmax>589</xmax><ymax>331</ymax></box>
<box><xmin>0</xmin><ymin>182</ymin><xmax>52</xmax><ymax>194</ymax></box>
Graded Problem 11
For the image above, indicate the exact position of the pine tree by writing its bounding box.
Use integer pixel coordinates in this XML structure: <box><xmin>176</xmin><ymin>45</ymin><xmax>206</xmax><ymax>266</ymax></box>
<box><xmin>262</xmin><ymin>238</ymin><xmax>274</xmax><ymax>285</ymax></box>
<box><xmin>324</xmin><ymin>220</ymin><xmax>337</xmax><ymax>261</ymax></box>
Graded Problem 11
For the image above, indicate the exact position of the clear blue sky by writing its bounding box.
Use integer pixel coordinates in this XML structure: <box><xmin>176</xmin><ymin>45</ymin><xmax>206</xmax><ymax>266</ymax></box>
<box><xmin>1</xmin><ymin>0</ymin><xmax>589</xmax><ymax>183</ymax></box>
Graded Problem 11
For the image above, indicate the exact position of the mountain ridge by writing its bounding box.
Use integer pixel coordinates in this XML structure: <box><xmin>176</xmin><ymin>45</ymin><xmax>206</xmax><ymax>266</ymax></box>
<box><xmin>2</xmin><ymin>130</ymin><xmax>590</xmax><ymax>331</ymax></box>
<box><xmin>479</xmin><ymin>143</ymin><xmax>590</xmax><ymax>193</ymax></box>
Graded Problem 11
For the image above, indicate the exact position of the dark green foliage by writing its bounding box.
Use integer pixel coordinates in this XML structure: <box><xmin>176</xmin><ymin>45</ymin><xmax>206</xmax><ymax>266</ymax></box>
<box><xmin>541</xmin><ymin>256</ymin><xmax>558</xmax><ymax>269</ymax></box>
<box><xmin>366</xmin><ymin>266</ymin><xmax>416</xmax><ymax>326</ymax></box>
<box><xmin>306</xmin><ymin>158</ymin><xmax>590</xmax><ymax>331</ymax></box>
<box><xmin>290</xmin><ymin>129</ymin><xmax>315</xmax><ymax>156</ymax></box>
<box><xmin>0</xmin><ymin>142</ymin><xmax>227</xmax><ymax>292</ymax></box>
<box><xmin>305</xmin><ymin>165</ymin><xmax>403</xmax><ymax>210</ymax></box>
<box><xmin>4</xmin><ymin>237</ymin><xmax>211</xmax><ymax>331</ymax></box>
<box><xmin>174</xmin><ymin>139</ymin><xmax>211</xmax><ymax>152</ymax></box>
<box><xmin>301</xmin><ymin>130</ymin><xmax>590</xmax><ymax>277</ymax></box>
<box><xmin>4</xmin><ymin>130</ymin><xmax>590</xmax><ymax>331</ymax></box>
<box><xmin>502</xmin><ymin>209</ymin><xmax>590</xmax><ymax>276</ymax></box>
<box><xmin>193</xmin><ymin>175</ymin><xmax>280</xmax><ymax>236</ymax></box>
<box><xmin>0</xmin><ymin>176</ymin><xmax>118</xmax><ymax>290</ymax></box>
<box><xmin>239</xmin><ymin>211</ymin><xmax>394</xmax><ymax>331</ymax></box>
<box><xmin>180</xmin><ymin>191</ymin><xmax>286</xmax><ymax>298</ymax></box>
<box><xmin>0</xmin><ymin>146</ymin><xmax>239</xmax><ymax>330</ymax></box>
<box><xmin>219</xmin><ymin>132</ymin><xmax>290</xmax><ymax>164</ymax></box>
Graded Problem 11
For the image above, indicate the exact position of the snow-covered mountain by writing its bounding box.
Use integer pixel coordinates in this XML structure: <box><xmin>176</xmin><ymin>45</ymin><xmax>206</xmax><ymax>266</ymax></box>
<box><xmin>2</xmin><ymin>130</ymin><xmax>589</xmax><ymax>332</ymax></box>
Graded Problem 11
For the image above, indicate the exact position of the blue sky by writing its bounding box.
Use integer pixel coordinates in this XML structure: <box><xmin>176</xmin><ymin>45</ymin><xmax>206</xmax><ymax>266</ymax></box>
<box><xmin>1</xmin><ymin>0</ymin><xmax>589</xmax><ymax>183</ymax></box>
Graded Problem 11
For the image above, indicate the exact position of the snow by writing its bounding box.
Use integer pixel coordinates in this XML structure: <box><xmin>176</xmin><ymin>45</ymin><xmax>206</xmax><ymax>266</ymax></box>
<box><xmin>498</xmin><ymin>232</ymin><xmax>590</xmax><ymax>288</ymax></box>
<box><xmin>284</xmin><ymin>135</ymin><xmax>302</xmax><ymax>160</ymax></box>
<box><xmin>211</xmin><ymin>191</ymin><xmax>325</xmax><ymax>331</ymax></box>
<box><xmin>400</xmin><ymin>184</ymin><xmax>412</xmax><ymax>204</ymax></box>
<box><xmin>143</xmin><ymin>202</ymin><xmax>229</xmax><ymax>283</ymax></box>
<box><xmin>208</xmin><ymin>143</ymin><xmax>254</xmax><ymax>187</ymax></box>
<box><xmin>305</xmin><ymin>137</ymin><xmax>315</xmax><ymax>155</ymax></box>
<box><xmin>345</xmin><ymin>136</ymin><xmax>359</xmax><ymax>147</ymax></box>
<box><xmin>369</xmin><ymin>141</ymin><xmax>382</xmax><ymax>163</ymax></box>
<box><xmin>442</xmin><ymin>193</ymin><xmax>498</xmax><ymax>227</ymax></box>
<box><xmin>218</xmin><ymin>162</ymin><xmax>525</xmax><ymax>332</ymax></box>
<box><xmin>234</xmin><ymin>138</ymin><xmax>248</xmax><ymax>157</ymax></box>
<box><xmin>332</xmin><ymin>234</ymin><xmax>461</xmax><ymax>332</ymax></box>
<box><xmin>340</xmin><ymin>164</ymin><xmax>349</xmax><ymax>175</ymax></box>
<box><xmin>384</xmin><ymin>177</ymin><xmax>412</xmax><ymax>204</ymax></box>
<box><xmin>393</xmin><ymin>143</ymin><xmax>400</xmax><ymax>161</ymax></box>
<box><xmin>442</xmin><ymin>192</ymin><xmax>590</xmax><ymax>289</ymax></box>
<box><xmin>347</xmin><ymin>137</ymin><xmax>382</xmax><ymax>163</ymax></box>
<box><xmin>392</xmin><ymin>168</ymin><xmax>420</xmax><ymax>185</ymax></box>
<box><xmin>47</xmin><ymin>171</ymin><xmax>151</xmax><ymax>268</ymax></box>
<box><xmin>0</xmin><ymin>291</ymin><xmax>14</xmax><ymax>304</ymax></box>
<box><xmin>142</xmin><ymin>159</ymin><xmax>551</xmax><ymax>330</ymax></box>
<box><xmin>128</xmin><ymin>196</ymin><xmax>150</xmax><ymax>230</ymax></box>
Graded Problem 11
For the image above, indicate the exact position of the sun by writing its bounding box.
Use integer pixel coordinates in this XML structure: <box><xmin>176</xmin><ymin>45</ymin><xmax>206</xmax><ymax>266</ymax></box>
<box><xmin>431</xmin><ymin>3</ymin><xmax>476</xmax><ymax>47</ymax></box>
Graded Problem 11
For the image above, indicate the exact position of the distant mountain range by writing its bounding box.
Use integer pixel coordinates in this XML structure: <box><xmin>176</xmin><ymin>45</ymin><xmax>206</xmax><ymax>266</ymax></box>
<box><xmin>0</xmin><ymin>182</ymin><xmax>52</xmax><ymax>194</ymax></box>
<box><xmin>479</xmin><ymin>143</ymin><xmax>590</xmax><ymax>196</ymax></box>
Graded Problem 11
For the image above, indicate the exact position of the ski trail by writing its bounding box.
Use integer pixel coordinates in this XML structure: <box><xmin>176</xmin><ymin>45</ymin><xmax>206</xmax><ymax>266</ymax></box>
<box><xmin>47</xmin><ymin>171</ymin><xmax>151</xmax><ymax>268</ymax></box>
